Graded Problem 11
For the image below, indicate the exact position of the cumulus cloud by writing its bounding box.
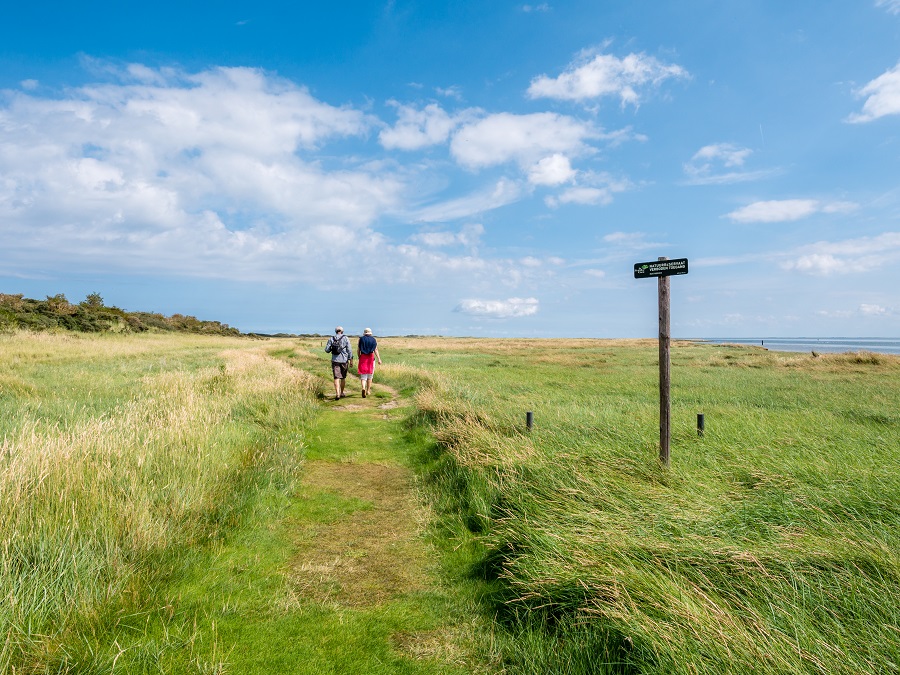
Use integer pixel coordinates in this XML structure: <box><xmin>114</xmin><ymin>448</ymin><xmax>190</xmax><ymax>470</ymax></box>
<box><xmin>847</xmin><ymin>61</ymin><xmax>900</xmax><ymax>123</ymax></box>
<box><xmin>726</xmin><ymin>199</ymin><xmax>858</xmax><ymax>223</ymax></box>
<box><xmin>455</xmin><ymin>297</ymin><xmax>539</xmax><ymax>318</ymax></box>
<box><xmin>528</xmin><ymin>153</ymin><xmax>576</xmax><ymax>186</ymax></box>
<box><xmin>379</xmin><ymin>101</ymin><xmax>475</xmax><ymax>150</ymax></box>
<box><xmin>781</xmin><ymin>232</ymin><xmax>900</xmax><ymax>275</ymax></box>
<box><xmin>0</xmin><ymin>64</ymin><xmax>538</xmax><ymax>289</ymax></box>
<box><xmin>450</xmin><ymin>112</ymin><xmax>596</xmax><ymax>169</ymax></box>
<box><xmin>527</xmin><ymin>48</ymin><xmax>688</xmax><ymax>105</ymax></box>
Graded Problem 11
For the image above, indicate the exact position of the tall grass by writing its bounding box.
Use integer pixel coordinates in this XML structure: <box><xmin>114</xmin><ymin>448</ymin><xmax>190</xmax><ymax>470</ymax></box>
<box><xmin>375</xmin><ymin>338</ymin><xmax>900</xmax><ymax>674</ymax></box>
<box><xmin>0</xmin><ymin>332</ymin><xmax>319</xmax><ymax>672</ymax></box>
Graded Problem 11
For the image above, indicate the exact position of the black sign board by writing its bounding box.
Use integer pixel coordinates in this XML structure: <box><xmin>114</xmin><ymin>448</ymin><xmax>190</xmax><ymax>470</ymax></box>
<box><xmin>634</xmin><ymin>258</ymin><xmax>689</xmax><ymax>279</ymax></box>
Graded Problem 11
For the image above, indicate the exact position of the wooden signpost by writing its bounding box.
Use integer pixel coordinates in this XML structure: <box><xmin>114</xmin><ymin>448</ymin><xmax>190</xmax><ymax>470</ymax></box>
<box><xmin>634</xmin><ymin>257</ymin><xmax>689</xmax><ymax>466</ymax></box>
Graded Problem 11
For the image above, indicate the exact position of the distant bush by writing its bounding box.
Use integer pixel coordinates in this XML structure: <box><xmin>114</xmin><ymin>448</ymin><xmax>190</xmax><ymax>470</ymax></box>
<box><xmin>0</xmin><ymin>293</ymin><xmax>241</xmax><ymax>336</ymax></box>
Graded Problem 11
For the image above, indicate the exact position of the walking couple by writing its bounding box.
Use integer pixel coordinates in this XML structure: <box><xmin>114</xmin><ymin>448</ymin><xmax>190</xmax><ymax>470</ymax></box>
<box><xmin>325</xmin><ymin>326</ymin><xmax>382</xmax><ymax>400</ymax></box>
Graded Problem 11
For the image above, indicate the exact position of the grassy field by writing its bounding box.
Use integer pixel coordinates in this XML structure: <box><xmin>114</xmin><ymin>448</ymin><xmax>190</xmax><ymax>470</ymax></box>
<box><xmin>3</xmin><ymin>331</ymin><xmax>899</xmax><ymax>673</ymax></box>
<box><xmin>367</xmin><ymin>337</ymin><xmax>900</xmax><ymax>674</ymax></box>
<box><xmin>0</xmin><ymin>332</ymin><xmax>320</xmax><ymax>671</ymax></box>
<box><xmin>0</xmin><ymin>331</ymin><xmax>494</xmax><ymax>674</ymax></box>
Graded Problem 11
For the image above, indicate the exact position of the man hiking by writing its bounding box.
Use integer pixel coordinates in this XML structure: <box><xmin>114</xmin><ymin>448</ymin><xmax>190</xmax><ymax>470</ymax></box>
<box><xmin>325</xmin><ymin>326</ymin><xmax>353</xmax><ymax>400</ymax></box>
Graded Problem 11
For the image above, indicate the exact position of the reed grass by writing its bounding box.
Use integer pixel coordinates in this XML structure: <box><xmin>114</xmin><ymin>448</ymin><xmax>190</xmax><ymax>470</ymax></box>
<box><xmin>372</xmin><ymin>337</ymin><xmax>900</xmax><ymax>674</ymax></box>
<box><xmin>0</xmin><ymin>331</ymin><xmax>318</xmax><ymax>672</ymax></box>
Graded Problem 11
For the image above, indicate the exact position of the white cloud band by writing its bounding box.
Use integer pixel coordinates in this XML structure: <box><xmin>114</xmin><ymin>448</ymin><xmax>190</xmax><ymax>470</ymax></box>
<box><xmin>455</xmin><ymin>297</ymin><xmax>539</xmax><ymax>318</ymax></box>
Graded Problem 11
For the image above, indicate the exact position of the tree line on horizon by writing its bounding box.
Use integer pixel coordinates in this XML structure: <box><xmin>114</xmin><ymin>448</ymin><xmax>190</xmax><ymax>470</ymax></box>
<box><xmin>0</xmin><ymin>292</ymin><xmax>241</xmax><ymax>336</ymax></box>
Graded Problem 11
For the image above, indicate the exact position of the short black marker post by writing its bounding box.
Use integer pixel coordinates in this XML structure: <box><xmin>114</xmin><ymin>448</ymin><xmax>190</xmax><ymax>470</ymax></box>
<box><xmin>526</xmin><ymin>411</ymin><xmax>534</xmax><ymax>432</ymax></box>
<box><xmin>697</xmin><ymin>413</ymin><xmax>705</xmax><ymax>437</ymax></box>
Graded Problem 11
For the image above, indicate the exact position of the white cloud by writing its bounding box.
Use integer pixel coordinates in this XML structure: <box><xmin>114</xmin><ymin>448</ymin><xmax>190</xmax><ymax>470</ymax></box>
<box><xmin>821</xmin><ymin>201</ymin><xmax>859</xmax><ymax>214</ymax></box>
<box><xmin>815</xmin><ymin>309</ymin><xmax>856</xmax><ymax>320</ymax></box>
<box><xmin>450</xmin><ymin>112</ymin><xmax>596</xmax><ymax>169</ymax></box>
<box><xmin>847</xmin><ymin>61</ymin><xmax>900</xmax><ymax>123</ymax></box>
<box><xmin>693</xmin><ymin>143</ymin><xmax>751</xmax><ymax>168</ymax></box>
<box><xmin>435</xmin><ymin>85</ymin><xmax>463</xmax><ymax>100</ymax></box>
<box><xmin>781</xmin><ymin>232</ymin><xmax>900</xmax><ymax>275</ymax></box>
<box><xmin>603</xmin><ymin>231</ymin><xmax>642</xmax><ymax>244</ymax></box>
<box><xmin>528</xmin><ymin>153</ymin><xmax>576</xmax><ymax>186</ymax></box>
<box><xmin>547</xmin><ymin>186</ymin><xmax>607</xmax><ymax>207</ymax></box>
<box><xmin>727</xmin><ymin>199</ymin><xmax>819</xmax><ymax>223</ymax></box>
<box><xmin>860</xmin><ymin>303</ymin><xmax>888</xmax><ymax>316</ymax></box>
<box><xmin>455</xmin><ymin>297</ymin><xmax>539</xmax><ymax>318</ymax></box>
<box><xmin>20</xmin><ymin>79</ymin><xmax>39</xmax><ymax>90</ymax></box>
<box><xmin>682</xmin><ymin>143</ymin><xmax>777</xmax><ymax>185</ymax></box>
<box><xmin>876</xmin><ymin>0</ymin><xmax>900</xmax><ymax>15</ymax></box>
<box><xmin>545</xmin><ymin>173</ymin><xmax>631</xmax><ymax>208</ymax></box>
<box><xmin>527</xmin><ymin>48</ymin><xmax>688</xmax><ymax>105</ymax></box>
<box><xmin>787</xmin><ymin>253</ymin><xmax>843</xmax><ymax>275</ymax></box>
<box><xmin>585</xmin><ymin>269</ymin><xmax>606</xmax><ymax>278</ymax></box>
<box><xmin>379</xmin><ymin>102</ymin><xmax>473</xmax><ymax>150</ymax></box>
<box><xmin>410</xmin><ymin>178</ymin><xmax>524</xmax><ymax>222</ymax></box>
<box><xmin>0</xmin><ymin>64</ymin><xmax>539</xmax><ymax>289</ymax></box>
<box><xmin>601</xmin><ymin>231</ymin><xmax>663</xmax><ymax>251</ymax></box>
<box><xmin>726</xmin><ymin>199</ymin><xmax>857</xmax><ymax>223</ymax></box>
<box><xmin>522</xmin><ymin>4</ymin><xmax>550</xmax><ymax>12</ymax></box>
<box><xmin>410</xmin><ymin>223</ymin><xmax>484</xmax><ymax>248</ymax></box>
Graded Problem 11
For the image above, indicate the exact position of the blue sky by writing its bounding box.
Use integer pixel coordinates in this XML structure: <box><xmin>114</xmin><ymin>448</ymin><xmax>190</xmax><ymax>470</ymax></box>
<box><xmin>2</xmin><ymin>1</ymin><xmax>900</xmax><ymax>337</ymax></box>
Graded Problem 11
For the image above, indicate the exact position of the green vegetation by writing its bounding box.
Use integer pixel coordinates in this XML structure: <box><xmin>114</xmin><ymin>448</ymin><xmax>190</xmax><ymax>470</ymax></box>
<box><xmin>0</xmin><ymin>332</ymin><xmax>316</xmax><ymax>671</ymax></box>
<box><xmin>371</xmin><ymin>337</ymin><xmax>900</xmax><ymax>674</ymax></box>
<box><xmin>3</xmin><ymin>331</ymin><xmax>899</xmax><ymax>673</ymax></box>
<box><xmin>0</xmin><ymin>332</ymin><xmax>492</xmax><ymax>673</ymax></box>
<box><xmin>0</xmin><ymin>292</ymin><xmax>240</xmax><ymax>335</ymax></box>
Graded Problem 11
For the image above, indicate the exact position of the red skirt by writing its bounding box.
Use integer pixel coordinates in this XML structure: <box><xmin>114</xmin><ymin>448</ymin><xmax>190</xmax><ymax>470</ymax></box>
<box><xmin>358</xmin><ymin>352</ymin><xmax>375</xmax><ymax>375</ymax></box>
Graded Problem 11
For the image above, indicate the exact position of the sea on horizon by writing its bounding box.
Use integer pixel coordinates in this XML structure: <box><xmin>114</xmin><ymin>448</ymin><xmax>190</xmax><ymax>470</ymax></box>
<box><xmin>690</xmin><ymin>337</ymin><xmax>900</xmax><ymax>356</ymax></box>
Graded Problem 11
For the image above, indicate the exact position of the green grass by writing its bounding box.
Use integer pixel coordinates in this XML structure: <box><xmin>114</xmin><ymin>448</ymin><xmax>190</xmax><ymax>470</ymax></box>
<box><xmin>0</xmin><ymin>332</ymin><xmax>492</xmax><ymax>673</ymax></box>
<box><xmin>0</xmin><ymin>332</ymin><xmax>319</xmax><ymax>672</ymax></box>
<box><xmin>361</xmin><ymin>337</ymin><xmax>900</xmax><ymax>675</ymax></box>
<box><xmin>5</xmin><ymin>332</ymin><xmax>900</xmax><ymax>674</ymax></box>
<box><xmin>161</xmin><ymin>396</ymin><xmax>485</xmax><ymax>674</ymax></box>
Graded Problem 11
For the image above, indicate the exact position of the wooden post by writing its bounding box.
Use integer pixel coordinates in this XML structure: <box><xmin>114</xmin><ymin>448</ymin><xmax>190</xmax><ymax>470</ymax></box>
<box><xmin>658</xmin><ymin>257</ymin><xmax>671</xmax><ymax>466</ymax></box>
<box><xmin>635</xmin><ymin>255</ymin><xmax>687</xmax><ymax>467</ymax></box>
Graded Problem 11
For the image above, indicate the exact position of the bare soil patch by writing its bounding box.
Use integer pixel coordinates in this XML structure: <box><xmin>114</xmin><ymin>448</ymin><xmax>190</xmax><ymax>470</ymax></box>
<box><xmin>332</xmin><ymin>382</ymin><xmax>401</xmax><ymax>412</ymax></box>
